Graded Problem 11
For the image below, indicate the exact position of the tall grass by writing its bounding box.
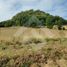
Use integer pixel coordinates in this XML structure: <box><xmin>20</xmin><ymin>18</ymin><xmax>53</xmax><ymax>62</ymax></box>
<box><xmin>0</xmin><ymin>31</ymin><xmax>67</xmax><ymax>67</ymax></box>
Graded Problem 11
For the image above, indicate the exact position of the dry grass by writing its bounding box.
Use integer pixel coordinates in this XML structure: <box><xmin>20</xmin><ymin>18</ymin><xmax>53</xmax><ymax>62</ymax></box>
<box><xmin>0</xmin><ymin>27</ymin><xmax>67</xmax><ymax>67</ymax></box>
<box><xmin>0</xmin><ymin>38</ymin><xmax>67</xmax><ymax>67</ymax></box>
<box><xmin>0</xmin><ymin>27</ymin><xmax>67</xmax><ymax>41</ymax></box>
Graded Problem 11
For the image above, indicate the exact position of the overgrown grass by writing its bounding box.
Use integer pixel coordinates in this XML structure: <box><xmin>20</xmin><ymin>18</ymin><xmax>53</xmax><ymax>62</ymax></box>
<box><xmin>0</xmin><ymin>38</ymin><xmax>67</xmax><ymax>67</ymax></box>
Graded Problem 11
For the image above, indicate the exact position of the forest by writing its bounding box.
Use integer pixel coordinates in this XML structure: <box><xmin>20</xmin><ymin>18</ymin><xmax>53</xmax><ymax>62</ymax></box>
<box><xmin>0</xmin><ymin>9</ymin><xmax>67</xmax><ymax>29</ymax></box>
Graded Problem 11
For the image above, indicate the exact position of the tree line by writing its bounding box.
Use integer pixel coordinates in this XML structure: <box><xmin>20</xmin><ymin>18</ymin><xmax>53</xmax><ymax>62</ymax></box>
<box><xmin>0</xmin><ymin>9</ymin><xmax>67</xmax><ymax>29</ymax></box>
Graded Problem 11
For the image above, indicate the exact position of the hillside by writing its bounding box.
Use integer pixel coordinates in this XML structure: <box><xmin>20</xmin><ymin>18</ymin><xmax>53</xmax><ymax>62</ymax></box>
<box><xmin>0</xmin><ymin>27</ymin><xmax>67</xmax><ymax>41</ymax></box>
<box><xmin>0</xmin><ymin>9</ymin><xmax>67</xmax><ymax>29</ymax></box>
<box><xmin>0</xmin><ymin>10</ymin><xmax>67</xmax><ymax>67</ymax></box>
<box><xmin>0</xmin><ymin>27</ymin><xmax>67</xmax><ymax>67</ymax></box>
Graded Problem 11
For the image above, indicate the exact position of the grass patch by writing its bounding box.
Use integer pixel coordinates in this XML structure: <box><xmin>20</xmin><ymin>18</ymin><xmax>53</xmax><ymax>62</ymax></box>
<box><xmin>0</xmin><ymin>38</ymin><xmax>67</xmax><ymax>67</ymax></box>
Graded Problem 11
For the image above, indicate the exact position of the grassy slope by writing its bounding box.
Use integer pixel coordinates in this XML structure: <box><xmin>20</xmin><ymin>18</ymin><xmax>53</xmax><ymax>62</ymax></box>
<box><xmin>0</xmin><ymin>27</ymin><xmax>67</xmax><ymax>67</ymax></box>
<box><xmin>0</xmin><ymin>27</ymin><xmax>67</xmax><ymax>41</ymax></box>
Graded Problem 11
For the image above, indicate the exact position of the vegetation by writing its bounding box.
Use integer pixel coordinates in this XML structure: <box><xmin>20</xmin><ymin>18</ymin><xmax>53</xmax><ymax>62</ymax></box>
<box><xmin>0</xmin><ymin>38</ymin><xmax>67</xmax><ymax>67</ymax></box>
<box><xmin>0</xmin><ymin>27</ymin><xmax>67</xmax><ymax>67</ymax></box>
<box><xmin>0</xmin><ymin>9</ymin><xmax>67</xmax><ymax>67</ymax></box>
<box><xmin>0</xmin><ymin>9</ymin><xmax>67</xmax><ymax>29</ymax></box>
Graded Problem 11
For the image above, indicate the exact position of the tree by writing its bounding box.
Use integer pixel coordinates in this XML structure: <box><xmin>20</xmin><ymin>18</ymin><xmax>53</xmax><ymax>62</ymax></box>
<box><xmin>55</xmin><ymin>19</ymin><xmax>63</xmax><ymax>30</ymax></box>
<box><xmin>24</xmin><ymin>15</ymin><xmax>42</xmax><ymax>27</ymax></box>
<box><xmin>0</xmin><ymin>9</ymin><xmax>67</xmax><ymax>27</ymax></box>
<box><xmin>46</xmin><ymin>16</ymin><xmax>55</xmax><ymax>29</ymax></box>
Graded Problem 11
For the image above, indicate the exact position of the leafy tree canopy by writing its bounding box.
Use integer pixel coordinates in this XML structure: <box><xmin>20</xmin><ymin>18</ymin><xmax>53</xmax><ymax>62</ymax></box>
<box><xmin>0</xmin><ymin>9</ymin><xmax>67</xmax><ymax>28</ymax></box>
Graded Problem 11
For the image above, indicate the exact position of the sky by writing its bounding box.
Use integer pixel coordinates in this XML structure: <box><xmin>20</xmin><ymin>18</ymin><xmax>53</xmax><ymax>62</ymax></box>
<box><xmin>0</xmin><ymin>0</ymin><xmax>67</xmax><ymax>21</ymax></box>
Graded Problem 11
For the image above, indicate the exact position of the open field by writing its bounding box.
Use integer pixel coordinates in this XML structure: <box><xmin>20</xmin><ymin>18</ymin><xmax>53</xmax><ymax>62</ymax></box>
<box><xmin>0</xmin><ymin>27</ymin><xmax>67</xmax><ymax>41</ymax></box>
<box><xmin>0</xmin><ymin>27</ymin><xmax>67</xmax><ymax>67</ymax></box>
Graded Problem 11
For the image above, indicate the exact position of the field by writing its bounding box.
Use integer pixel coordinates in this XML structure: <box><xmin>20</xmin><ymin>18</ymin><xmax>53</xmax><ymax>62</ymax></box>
<box><xmin>0</xmin><ymin>27</ymin><xmax>67</xmax><ymax>67</ymax></box>
<box><xmin>0</xmin><ymin>27</ymin><xmax>67</xmax><ymax>41</ymax></box>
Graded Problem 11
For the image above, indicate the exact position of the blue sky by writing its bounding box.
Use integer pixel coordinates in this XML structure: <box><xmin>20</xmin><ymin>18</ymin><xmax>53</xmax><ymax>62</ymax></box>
<box><xmin>0</xmin><ymin>0</ymin><xmax>67</xmax><ymax>21</ymax></box>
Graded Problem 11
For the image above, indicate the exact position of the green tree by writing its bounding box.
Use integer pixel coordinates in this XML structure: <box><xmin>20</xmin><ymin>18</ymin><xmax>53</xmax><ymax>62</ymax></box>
<box><xmin>46</xmin><ymin>16</ymin><xmax>54</xmax><ymax>29</ymax></box>
<box><xmin>0</xmin><ymin>9</ymin><xmax>67</xmax><ymax>27</ymax></box>
<box><xmin>55</xmin><ymin>19</ymin><xmax>63</xmax><ymax>30</ymax></box>
<box><xmin>25</xmin><ymin>15</ymin><xmax>42</xmax><ymax>27</ymax></box>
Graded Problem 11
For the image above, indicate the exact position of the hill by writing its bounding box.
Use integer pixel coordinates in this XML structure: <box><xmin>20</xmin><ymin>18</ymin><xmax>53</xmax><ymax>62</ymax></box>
<box><xmin>0</xmin><ymin>10</ymin><xmax>67</xmax><ymax>67</ymax></box>
<box><xmin>0</xmin><ymin>9</ymin><xmax>67</xmax><ymax>29</ymax></box>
